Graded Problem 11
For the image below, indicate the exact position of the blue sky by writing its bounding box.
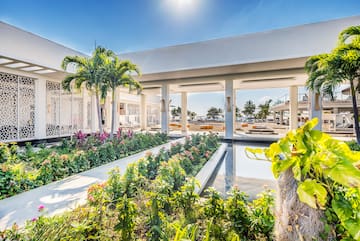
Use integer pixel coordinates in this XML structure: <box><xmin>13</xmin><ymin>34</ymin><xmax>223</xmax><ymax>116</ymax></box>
<box><xmin>1</xmin><ymin>0</ymin><xmax>360</xmax><ymax>115</ymax></box>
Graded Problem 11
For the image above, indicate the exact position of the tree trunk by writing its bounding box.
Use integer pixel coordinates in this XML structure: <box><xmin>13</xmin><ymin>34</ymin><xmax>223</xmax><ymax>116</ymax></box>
<box><xmin>95</xmin><ymin>93</ymin><xmax>103</xmax><ymax>134</ymax></box>
<box><xmin>110</xmin><ymin>88</ymin><xmax>116</xmax><ymax>139</ymax></box>
<box><xmin>350</xmin><ymin>79</ymin><xmax>360</xmax><ymax>144</ymax></box>
<box><xmin>275</xmin><ymin>169</ymin><xmax>335</xmax><ymax>241</ymax></box>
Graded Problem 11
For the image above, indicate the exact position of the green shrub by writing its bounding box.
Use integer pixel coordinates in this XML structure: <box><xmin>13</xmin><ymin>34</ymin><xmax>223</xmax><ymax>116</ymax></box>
<box><xmin>346</xmin><ymin>140</ymin><xmax>360</xmax><ymax>151</ymax></box>
<box><xmin>3</xmin><ymin>134</ymin><xmax>257</xmax><ymax>241</ymax></box>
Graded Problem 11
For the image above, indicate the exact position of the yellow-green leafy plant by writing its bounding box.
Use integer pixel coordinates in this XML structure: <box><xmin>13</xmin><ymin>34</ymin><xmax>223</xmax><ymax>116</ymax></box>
<box><xmin>246</xmin><ymin>118</ymin><xmax>360</xmax><ymax>240</ymax></box>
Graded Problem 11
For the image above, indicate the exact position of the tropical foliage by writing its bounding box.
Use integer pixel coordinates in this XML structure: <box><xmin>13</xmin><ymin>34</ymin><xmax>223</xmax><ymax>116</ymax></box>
<box><xmin>171</xmin><ymin>106</ymin><xmax>197</xmax><ymax>120</ymax></box>
<box><xmin>257</xmin><ymin>99</ymin><xmax>272</xmax><ymax>121</ymax></box>
<box><xmin>247</xmin><ymin>118</ymin><xmax>360</xmax><ymax>240</ymax></box>
<box><xmin>305</xmin><ymin>25</ymin><xmax>360</xmax><ymax>143</ymax></box>
<box><xmin>1</xmin><ymin>134</ymin><xmax>276</xmax><ymax>241</ymax></box>
<box><xmin>102</xmin><ymin>56</ymin><xmax>142</xmax><ymax>138</ymax></box>
<box><xmin>242</xmin><ymin>100</ymin><xmax>256</xmax><ymax>118</ymax></box>
<box><xmin>61</xmin><ymin>46</ymin><xmax>113</xmax><ymax>134</ymax></box>
<box><xmin>62</xmin><ymin>46</ymin><xmax>142</xmax><ymax>137</ymax></box>
<box><xmin>206</xmin><ymin>107</ymin><xmax>223</xmax><ymax>120</ymax></box>
<box><xmin>0</xmin><ymin>131</ymin><xmax>167</xmax><ymax>199</ymax></box>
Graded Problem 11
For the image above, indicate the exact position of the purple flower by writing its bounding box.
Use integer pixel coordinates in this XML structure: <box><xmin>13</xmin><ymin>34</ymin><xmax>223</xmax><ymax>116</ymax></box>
<box><xmin>127</xmin><ymin>129</ymin><xmax>133</xmax><ymax>139</ymax></box>
<box><xmin>38</xmin><ymin>205</ymin><xmax>45</xmax><ymax>212</ymax></box>
<box><xmin>99</xmin><ymin>132</ymin><xmax>109</xmax><ymax>142</ymax></box>
<box><xmin>31</xmin><ymin>217</ymin><xmax>37</xmax><ymax>222</ymax></box>
<box><xmin>74</xmin><ymin>130</ymin><xmax>86</xmax><ymax>141</ymax></box>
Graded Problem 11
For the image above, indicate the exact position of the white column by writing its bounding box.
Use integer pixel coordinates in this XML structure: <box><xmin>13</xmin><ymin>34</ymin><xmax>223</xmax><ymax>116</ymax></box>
<box><xmin>34</xmin><ymin>78</ymin><xmax>47</xmax><ymax>139</ymax></box>
<box><xmin>289</xmin><ymin>86</ymin><xmax>298</xmax><ymax>130</ymax></box>
<box><xmin>309</xmin><ymin>90</ymin><xmax>322</xmax><ymax>130</ymax></box>
<box><xmin>161</xmin><ymin>84</ymin><xmax>169</xmax><ymax>134</ymax></box>
<box><xmin>225</xmin><ymin>79</ymin><xmax>234</xmax><ymax>139</ymax></box>
<box><xmin>140</xmin><ymin>94</ymin><xmax>147</xmax><ymax>130</ymax></box>
<box><xmin>181</xmin><ymin>92</ymin><xmax>188</xmax><ymax>135</ymax></box>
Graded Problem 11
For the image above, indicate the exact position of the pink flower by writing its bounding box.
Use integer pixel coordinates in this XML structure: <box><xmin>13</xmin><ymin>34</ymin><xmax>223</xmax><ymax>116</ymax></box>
<box><xmin>31</xmin><ymin>217</ymin><xmax>37</xmax><ymax>222</ymax></box>
<box><xmin>88</xmin><ymin>194</ymin><xmax>95</xmax><ymax>203</ymax></box>
<box><xmin>38</xmin><ymin>205</ymin><xmax>45</xmax><ymax>212</ymax></box>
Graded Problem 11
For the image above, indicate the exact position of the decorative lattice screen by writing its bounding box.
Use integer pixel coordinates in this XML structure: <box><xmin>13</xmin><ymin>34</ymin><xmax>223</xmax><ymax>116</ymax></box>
<box><xmin>18</xmin><ymin>76</ymin><xmax>35</xmax><ymax>139</ymax></box>
<box><xmin>0</xmin><ymin>72</ymin><xmax>35</xmax><ymax>141</ymax></box>
<box><xmin>46</xmin><ymin>81</ymin><xmax>61</xmax><ymax>136</ymax></box>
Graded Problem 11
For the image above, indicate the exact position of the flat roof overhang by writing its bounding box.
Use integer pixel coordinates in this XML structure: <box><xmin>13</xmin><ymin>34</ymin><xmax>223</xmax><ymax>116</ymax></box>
<box><xmin>139</xmin><ymin>57</ymin><xmax>309</xmax><ymax>95</ymax></box>
<box><xmin>0</xmin><ymin>55</ymin><xmax>69</xmax><ymax>79</ymax></box>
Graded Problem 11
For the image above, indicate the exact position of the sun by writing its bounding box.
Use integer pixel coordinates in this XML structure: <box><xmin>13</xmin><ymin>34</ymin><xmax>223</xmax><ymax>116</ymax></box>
<box><xmin>173</xmin><ymin>0</ymin><xmax>194</xmax><ymax>8</ymax></box>
<box><xmin>164</xmin><ymin>0</ymin><xmax>200</xmax><ymax>17</ymax></box>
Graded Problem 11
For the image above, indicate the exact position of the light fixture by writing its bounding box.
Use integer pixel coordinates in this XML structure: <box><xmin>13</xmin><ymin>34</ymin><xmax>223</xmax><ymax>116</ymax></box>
<box><xmin>5</xmin><ymin>62</ymin><xmax>29</xmax><ymax>68</ymax></box>
<box><xmin>34</xmin><ymin>69</ymin><xmax>56</xmax><ymax>74</ymax></box>
<box><xmin>0</xmin><ymin>58</ymin><xmax>13</xmax><ymax>64</ymax></box>
<box><xmin>21</xmin><ymin>66</ymin><xmax>43</xmax><ymax>71</ymax></box>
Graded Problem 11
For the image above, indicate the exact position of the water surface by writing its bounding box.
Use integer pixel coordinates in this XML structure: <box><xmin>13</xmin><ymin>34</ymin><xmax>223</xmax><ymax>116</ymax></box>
<box><xmin>205</xmin><ymin>142</ymin><xmax>276</xmax><ymax>199</ymax></box>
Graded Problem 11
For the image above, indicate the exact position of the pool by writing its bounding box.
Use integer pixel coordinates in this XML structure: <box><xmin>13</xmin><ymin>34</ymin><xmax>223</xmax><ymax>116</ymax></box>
<box><xmin>204</xmin><ymin>142</ymin><xmax>276</xmax><ymax>199</ymax></box>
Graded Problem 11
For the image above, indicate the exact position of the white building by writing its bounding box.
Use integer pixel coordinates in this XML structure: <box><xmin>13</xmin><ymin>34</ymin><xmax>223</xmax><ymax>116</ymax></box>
<box><xmin>1</xmin><ymin>15</ymin><xmax>360</xmax><ymax>142</ymax></box>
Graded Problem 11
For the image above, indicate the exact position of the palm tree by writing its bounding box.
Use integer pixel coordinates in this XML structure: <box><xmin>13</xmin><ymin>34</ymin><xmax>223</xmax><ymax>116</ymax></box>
<box><xmin>257</xmin><ymin>99</ymin><xmax>272</xmax><ymax>121</ymax></box>
<box><xmin>207</xmin><ymin>107</ymin><xmax>222</xmax><ymax>120</ymax></box>
<box><xmin>305</xmin><ymin>25</ymin><xmax>360</xmax><ymax>143</ymax></box>
<box><xmin>188</xmin><ymin>111</ymin><xmax>197</xmax><ymax>121</ymax></box>
<box><xmin>242</xmin><ymin>100</ymin><xmax>256</xmax><ymax>118</ymax></box>
<box><xmin>103</xmin><ymin>56</ymin><xmax>142</xmax><ymax>138</ymax></box>
<box><xmin>61</xmin><ymin>46</ymin><xmax>112</xmax><ymax>134</ymax></box>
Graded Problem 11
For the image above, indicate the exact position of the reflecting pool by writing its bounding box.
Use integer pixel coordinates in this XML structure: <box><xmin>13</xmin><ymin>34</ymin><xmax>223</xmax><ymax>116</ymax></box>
<box><xmin>205</xmin><ymin>142</ymin><xmax>277</xmax><ymax>199</ymax></box>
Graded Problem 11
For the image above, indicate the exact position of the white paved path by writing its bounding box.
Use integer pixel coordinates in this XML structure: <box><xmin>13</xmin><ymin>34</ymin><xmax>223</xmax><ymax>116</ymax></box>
<box><xmin>0</xmin><ymin>139</ymin><xmax>184</xmax><ymax>230</ymax></box>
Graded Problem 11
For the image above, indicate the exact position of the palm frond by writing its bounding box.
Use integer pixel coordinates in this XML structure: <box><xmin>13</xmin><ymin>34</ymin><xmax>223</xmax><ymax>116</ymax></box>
<box><xmin>338</xmin><ymin>25</ymin><xmax>360</xmax><ymax>44</ymax></box>
<box><xmin>61</xmin><ymin>55</ymin><xmax>87</xmax><ymax>70</ymax></box>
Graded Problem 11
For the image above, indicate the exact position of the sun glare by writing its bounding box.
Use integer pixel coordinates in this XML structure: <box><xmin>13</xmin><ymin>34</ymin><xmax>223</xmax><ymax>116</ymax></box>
<box><xmin>163</xmin><ymin>0</ymin><xmax>201</xmax><ymax>19</ymax></box>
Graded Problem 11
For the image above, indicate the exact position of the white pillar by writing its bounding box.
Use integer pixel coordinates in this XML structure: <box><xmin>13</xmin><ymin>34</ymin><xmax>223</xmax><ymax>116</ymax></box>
<box><xmin>35</xmin><ymin>78</ymin><xmax>47</xmax><ymax>139</ymax></box>
<box><xmin>289</xmin><ymin>86</ymin><xmax>298</xmax><ymax>130</ymax></box>
<box><xmin>140</xmin><ymin>94</ymin><xmax>147</xmax><ymax>130</ymax></box>
<box><xmin>309</xmin><ymin>90</ymin><xmax>322</xmax><ymax>130</ymax></box>
<box><xmin>181</xmin><ymin>92</ymin><xmax>188</xmax><ymax>134</ymax></box>
<box><xmin>161</xmin><ymin>84</ymin><xmax>169</xmax><ymax>133</ymax></box>
<box><xmin>225</xmin><ymin>79</ymin><xmax>234</xmax><ymax>139</ymax></box>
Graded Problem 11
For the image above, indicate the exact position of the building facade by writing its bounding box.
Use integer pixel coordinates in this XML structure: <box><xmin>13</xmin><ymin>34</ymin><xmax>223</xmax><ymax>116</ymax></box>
<box><xmin>1</xmin><ymin>15</ymin><xmax>360</xmax><ymax>141</ymax></box>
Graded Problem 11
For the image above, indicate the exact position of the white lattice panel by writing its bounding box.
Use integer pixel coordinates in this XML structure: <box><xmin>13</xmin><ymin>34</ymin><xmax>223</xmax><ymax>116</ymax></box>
<box><xmin>18</xmin><ymin>76</ymin><xmax>35</xmax><ymax>139</ymax></box>
<box><xmin>46</xmin><ymin>81</ymin><xmax>60</xmax><ymax>136</ymax></box>
<box><xmin>0</xmin><ymin>72</ymin><xmax>18</xmax><ymax>140</ymax></box>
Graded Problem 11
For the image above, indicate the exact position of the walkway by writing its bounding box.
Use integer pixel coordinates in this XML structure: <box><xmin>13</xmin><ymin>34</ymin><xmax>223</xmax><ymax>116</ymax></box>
<box><xmin>0</xmin><ymin>139</ymin><xmax>183</xmax><ymax>230</ymax></box>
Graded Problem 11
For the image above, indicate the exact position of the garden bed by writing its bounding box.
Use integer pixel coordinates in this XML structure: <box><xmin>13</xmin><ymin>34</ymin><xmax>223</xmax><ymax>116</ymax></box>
<box><xmin>1</xmin><ymin>133</ymin><xmax>276</xmax><ymax>241</ymax></box>
<box><xmin>0</xmin><ymin>130</ymin><xmax>168</xmax><ymax>200</ymax></box>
